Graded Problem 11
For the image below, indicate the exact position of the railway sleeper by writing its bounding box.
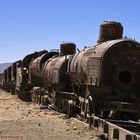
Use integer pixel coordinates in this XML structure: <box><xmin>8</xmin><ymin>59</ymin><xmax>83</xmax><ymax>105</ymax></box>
<box><xmin>89</xmin><ymin>115</ymin><xmax>140</xmax><ymax>140</ymax></box>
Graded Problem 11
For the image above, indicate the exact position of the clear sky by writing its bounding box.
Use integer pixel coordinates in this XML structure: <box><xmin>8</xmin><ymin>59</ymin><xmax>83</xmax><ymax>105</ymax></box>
<box><xmin>0</xmin><ymin>0</ymin><xmax>139</xmax><ymax>62</ymax></box>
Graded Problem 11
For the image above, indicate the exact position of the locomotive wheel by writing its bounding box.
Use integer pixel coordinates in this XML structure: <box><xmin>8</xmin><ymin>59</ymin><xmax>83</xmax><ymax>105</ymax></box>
<box><xmin>19</xmin><ymin>90</ymin><xmax>31</xmax><ymax>101</ymax></box>
<box><xmin>41</xmin><ymin>95</ymin><xmax>50</xmax><ymax>106</ymax></box>
<box><xmin>83</xmin><ymin>96</ymin><xmax>95</xmax><ymax>120</ymax></box>
<box><xmin>56</xmin><ymin>98</ymin><xmax>61</xmax><ymax>112</ymax></box>
<box><xmin>37</xmin><ymin>94</ymin><xmax>41</xmax><ymax>104</ymax></box>
<box><xmin>61</xmin><ymin>99</ymin><xmax>66</xmax><ymax>113</ymax></box>
<box><xmin>67</xmin><ymin>100</ymin><xmax>74</xmax><ymax>117</ymax></box>
<box><xmin>84</xmin><ymin>99</ymin><xmax>90</xmax><ymax>119</ymax></box>
<box><xmin>89</xmin><ymin>96</ymin><xmax>95</xmax><ymax>114</ymax></box>
<box><xmin>31</xmin><ymin>91</ymin><xmax>35</xmax><ymax>102</ymax></box>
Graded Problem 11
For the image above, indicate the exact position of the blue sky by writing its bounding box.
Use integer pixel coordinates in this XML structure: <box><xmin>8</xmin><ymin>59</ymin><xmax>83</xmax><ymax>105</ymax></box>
<box><xmin>0</xmin><ymin>0</ymin><xmax>140</xmax><ymax>62</ymax></box>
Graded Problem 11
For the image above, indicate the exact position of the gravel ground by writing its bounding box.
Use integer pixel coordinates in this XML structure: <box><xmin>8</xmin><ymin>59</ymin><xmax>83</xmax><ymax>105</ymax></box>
<box><xmin>0</xmin><ymin>89</ymin><xmax>100</xmax><ymax>140</ymax></box>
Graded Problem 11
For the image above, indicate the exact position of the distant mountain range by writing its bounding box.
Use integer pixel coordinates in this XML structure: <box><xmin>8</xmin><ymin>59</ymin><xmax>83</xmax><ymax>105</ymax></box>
<box><xmin>0</xmin><ymin>63</ymin><xmax>12</xmax><ymax>74</ymax></box>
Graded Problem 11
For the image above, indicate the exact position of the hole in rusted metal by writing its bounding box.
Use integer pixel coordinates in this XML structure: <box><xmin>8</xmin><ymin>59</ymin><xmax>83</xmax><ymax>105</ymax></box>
<box><xmin>119</xmin><ymin>71</ymin><xmax>132</xmax><ymax>83</ymax></box>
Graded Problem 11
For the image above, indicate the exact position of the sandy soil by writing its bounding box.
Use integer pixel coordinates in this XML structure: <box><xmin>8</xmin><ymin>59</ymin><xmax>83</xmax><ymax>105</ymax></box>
<box><xmin>0</xmin><ymin>89</ymin><xmax>100</xmax><ymax>140</ymax></box>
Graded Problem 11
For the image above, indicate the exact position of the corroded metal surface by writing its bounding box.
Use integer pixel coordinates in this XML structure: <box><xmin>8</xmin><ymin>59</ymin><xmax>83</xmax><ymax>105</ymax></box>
<box><xmin>60</xmin><ymin>42</ymin><xmax>76</xmax><ymax>55</ymax></box>
<box><xmin>97</xmin><ymin>20</ymin><xmax>123</xmax><ymax>43</ymax></box>
<box><xmin>29</xmin><ymin>52</ymin><xmax>58</xmax><ymax>79</ymax></box>
<box><xmin>43</xmin><ymin>55</ymin><xmax>72</xmax><ymax>85</ymax></box>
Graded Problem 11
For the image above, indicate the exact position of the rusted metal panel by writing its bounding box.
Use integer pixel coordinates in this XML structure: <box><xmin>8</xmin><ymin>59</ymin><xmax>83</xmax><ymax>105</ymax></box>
<box><xmin>29</xmin><ymin>54</ymin><xmax>46</xmax><ymax>77</ymax></box>
<box><xmin>43</xmin><ymin>57</ymin><xmax>58</xmax><ymax>84</ymax></box>
<box><xmin>7</xmin><ymin>66</ymin><xmax>12</xmax><ymax>82</ymax></box>
<box><xmin>29</xmin><ymin>52</ymin><xmax>58</xmax><ymax>79</ymax></box>
<box><xmin>11</xmin><ymin>60</ymin><xmax>21</xmax><ymax>82</ymax></box>
<box><xmin>16</xmin><ymin>66</ymin><xmax>22</xmax><ymax>88</ymax></box>
<box><xmin>22</xmin><ymin>50</ymin><xmax>47</xmax><ymax>68</ymax></box>
<box><xmin>69</xmin><ymin>39</ymin><xmax>140</xmax><ymax>87</ymax></box>
<box><xmin>99</xmin><ymin>40</ymin><xmax>140</xmax><ymax>101</ymax></box>
<box><xmin>69</xmin><ymin>42</ymin><xmax>107</xmax><ymax>85</ymax></box>
<box><xmin>97</xmin><ymin>21</ymin><xmax>123</xmax><ymax>43</ymax></box>
<box><xmin>15</xmin><ymin>50</ymin><xmax>48</xmax><ymax>90</ymax></box>
<box><xmin>44</xmin><ymin>55</ymin><xmax>71</xmax><ymax>84</ymax></box>
<box><xmin>60</xmin><ymin>42</ymin><xmax>76</xmax><ymax>55</ymax></box>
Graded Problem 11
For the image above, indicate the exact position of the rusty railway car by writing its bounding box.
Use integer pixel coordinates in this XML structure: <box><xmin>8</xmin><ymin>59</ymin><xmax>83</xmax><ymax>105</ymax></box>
<box><xmin>28</xmin><ymin>50</ymin><xmax>59</xmax><ymax>102</ymax></box>
<box><xmin>2</xmin><ymin>66</ymin><xmax>12</xmax><ymax>92</ymax></box>
<box><xmin>41</xmin><ymin>43</ymin><xmax>76</xmax><ymax>114</ymax></box>
<box><xmin>15</xmin><ymin>50</ymin><xmax>48</xmax><ymax>100</ymax></box>
<box><xmin>28</xmin><ymin>51</ymin><xmax>59</xmax><ymax>88</ymax></box>
<box><xmin>10</xmin><ymin>60</ymin><xmax>21</xmax><ymax>94</ymax></box>
<box><xmin>0</xmin><ymin>20</ymin><xmax>140</xmax><ymax>121</ymax></box>
<box><xmin>67</xmin><ymin>21</ymin><xmax>140</xmax><ymax>119</ymax></box>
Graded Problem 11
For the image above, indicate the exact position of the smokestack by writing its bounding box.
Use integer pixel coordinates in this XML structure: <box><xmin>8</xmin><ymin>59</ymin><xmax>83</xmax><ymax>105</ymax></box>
<box><xmin>97</xmin><ymin>21</ymin><xmax>123</xmax><ymax>43</ymax></box>
<box><xmin>60</xmin><ymin>42</ymin><xmax>76</xmax><ymax>55</ymax></box>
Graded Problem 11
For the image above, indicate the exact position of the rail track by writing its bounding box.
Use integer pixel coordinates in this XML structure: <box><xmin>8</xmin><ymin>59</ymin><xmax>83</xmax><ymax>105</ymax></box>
<box><xmin>39</xmin><ymin>98</ymin><xmax>140</xmax><ymax>139</ymax></box>
<box><xmin>26</xmin><ymin>89</ymin><xmax>140</xmax><ymax>140</ymax></box>
<box><xmin>89</xmin><ymin>115</ymin><xmax>140</xmax><ymax>140</ymax></box>
<box><xmin>1</xmin><ymin>88</ymin><xmax>140</xmax><ymax>140</ymax></box>
<box><xmin>38</xmin><ymin>102</ymin><xmax>140</xmax><ymax>140</ymax></box>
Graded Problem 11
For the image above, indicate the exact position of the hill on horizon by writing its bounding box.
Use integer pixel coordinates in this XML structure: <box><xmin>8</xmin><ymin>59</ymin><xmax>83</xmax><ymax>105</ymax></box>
<box><xmin>0</xmin><ymin>63</ymin><xmax>12</xmax><ymax>74</ymax></box>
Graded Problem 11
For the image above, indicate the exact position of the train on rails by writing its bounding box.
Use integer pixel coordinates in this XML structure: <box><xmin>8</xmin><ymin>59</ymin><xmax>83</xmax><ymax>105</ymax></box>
<box><xmin>0</xmin><ymin>21</ymin><xmax>140</xmax><ymax>120</ymax></box>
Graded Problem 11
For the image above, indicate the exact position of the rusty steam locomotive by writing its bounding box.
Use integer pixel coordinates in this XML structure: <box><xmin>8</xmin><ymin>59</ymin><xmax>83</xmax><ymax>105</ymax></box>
<box><xmin>1</xmin><ymin>21</ymin><xmax>140</xmax><ymax>120</ymax></box>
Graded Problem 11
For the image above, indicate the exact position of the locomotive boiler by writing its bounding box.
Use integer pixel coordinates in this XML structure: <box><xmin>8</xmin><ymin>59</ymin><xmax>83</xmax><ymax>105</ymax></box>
<box><xmin>28</xmin><ymin>51</ymin><xmax>59</xmax><ymax>87</ymax></box>
<box><xmin>43</xmin><ymin>43</ymin><xmax>76</xmax><ymax>91</ymax></box>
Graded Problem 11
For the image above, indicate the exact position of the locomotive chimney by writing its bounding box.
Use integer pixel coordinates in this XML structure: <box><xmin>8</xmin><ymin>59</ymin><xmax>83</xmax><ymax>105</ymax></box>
<box><xmin>97</xmin><ymin>21</ymin><xmax>123</xmax><ymax>43</ymax></box>
<box><xmin>60</xmin><ymin>42</ymin><xmax>76</xmax><ymax>55</ymax></box>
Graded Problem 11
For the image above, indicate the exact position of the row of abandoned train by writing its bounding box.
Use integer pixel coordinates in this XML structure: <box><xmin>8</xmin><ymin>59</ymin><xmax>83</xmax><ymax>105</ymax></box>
<box><xmin>0</xmin><ymin>21</ymin><xmax>140</xmax><ymax>121</ymax></box>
